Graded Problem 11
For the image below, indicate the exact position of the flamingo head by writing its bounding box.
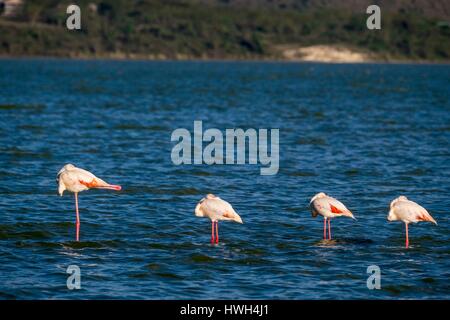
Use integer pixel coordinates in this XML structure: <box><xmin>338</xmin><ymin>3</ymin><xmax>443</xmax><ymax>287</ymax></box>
<box><xmin>387</xmin><ymin>196</ymin><xmax>407</xmax><ymax>221</ymax></box>
<box><xmin>390</xmin><ymin>195</ymin><xmax>408</xmax><ymax>208</ymax></box>
<box><xmin>56</xmin><ymin>164</ymin><xmax>75</xmax><ymax>196</ymax></box>
<box><xmin>58</xmin><ymin>163</ymin><xmax>75</xmax><ymax>175</ymax></box>
<box><xmin>195</xmin><ymin>198</ymin><xmax>205</xmax><ymax>217</ymax></box>
<box><xmin>58</xmin><ymin>180</ymin><xmax>66</xmax><ymax>196</ymax></box>
<box><xmin>310</xmin><ymin>192</ymin><xmax>327</xmax><ymax>203</ymax></box>
<box><xmin>387</xmin><ymin>208</ymin><xmax>398</xmax><ymax>222</ymax></box>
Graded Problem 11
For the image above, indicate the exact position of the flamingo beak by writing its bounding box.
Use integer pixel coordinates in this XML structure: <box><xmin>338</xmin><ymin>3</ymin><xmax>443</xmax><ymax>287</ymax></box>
<box><xmin>96</xmin><ymin>184</ymin><xmax>122</xmax><ymax>191</ymax></box>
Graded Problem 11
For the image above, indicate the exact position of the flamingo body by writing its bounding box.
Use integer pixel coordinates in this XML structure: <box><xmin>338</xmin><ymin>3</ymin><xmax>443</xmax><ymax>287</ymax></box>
<box><xmin>57</xmin><ymin>164</ymin><xmax>121</xmax><ymax>195</ymax></box>
<box><xmin>388</xmin><ymin>196</ymin><xmax>436</xmax><ymax>248</ymax></box>
<box><xmin>57</xmin><ymin>164</ymin><xmax>121</xmax><ymax>241</ymax></box>
<box><xmin>388</xmin><ymin>196</ymin><xmax>436</xmax><ymax>224</ymax></box>
<box><xmin>195</xmin><ymin>194</ymin><xmax>243</xmax><ymax>244</ymax></box>
<box><xmin>309</xmin><ymin>192</ymin><xmax>355</xmax><ymax>240</ymax></box>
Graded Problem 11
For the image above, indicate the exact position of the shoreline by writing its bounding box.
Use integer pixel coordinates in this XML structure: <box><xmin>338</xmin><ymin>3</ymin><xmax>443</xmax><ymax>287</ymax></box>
<box><xmin>1</xmin><ymin>54</ymin><xmax>449</xmax><ymax>65</ymax></box>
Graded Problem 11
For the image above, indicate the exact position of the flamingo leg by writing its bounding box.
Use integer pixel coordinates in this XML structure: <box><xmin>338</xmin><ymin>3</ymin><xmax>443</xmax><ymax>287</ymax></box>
<box><xmin>328</xmin><ymin>219</ymin><xmax>331</xmax><ymax>240</ymax></box>
<box><xmin>215</xmin><ymin>221</ymin><xmax>219</xmax><ymax>244</ymax></box>
<box><xmin>211</xmin><ymin>221</ymin><xmax>215</xmax><ymax>244</ymax></box>
<box><xmin>323</xmin><ymin>219</ymin><xmax>327</xmax><ymax>240</ymax></box>
<box><xmin>405</xmin><ymin>223</ymin><xmax>409</xmax><ymax>249</ymax></box>
<box><xmin>75</xmin><ymin>192</ymin><xmax>80</xmax><ymax>242</ymax></box>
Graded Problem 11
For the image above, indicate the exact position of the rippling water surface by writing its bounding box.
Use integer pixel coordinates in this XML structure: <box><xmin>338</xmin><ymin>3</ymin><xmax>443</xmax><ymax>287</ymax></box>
<box><xmin>0</xmin><ymin>59</ymin><xmax>449</xmax><ymax>299</ymax></box>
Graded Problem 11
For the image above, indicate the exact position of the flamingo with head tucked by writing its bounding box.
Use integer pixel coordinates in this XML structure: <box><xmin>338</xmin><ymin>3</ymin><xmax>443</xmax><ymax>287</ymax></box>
<box><xmin>57</xmin><ymin>164</ymin><xmax>121</xmax><ymax>241</ymax></box>
<box><xmin>309</xmin><ymin>192</ymin><xmax>355</xmax><ymax>240</ymax></box>
<box><xmin>195</xmin><ymin>194</ymin><xmax>243</xmax><ymax>244</ymax></box>
<box><xmin>387</xmin><ymin>196</ymin><xmax>437</xmax><ymax>248</ymax></box>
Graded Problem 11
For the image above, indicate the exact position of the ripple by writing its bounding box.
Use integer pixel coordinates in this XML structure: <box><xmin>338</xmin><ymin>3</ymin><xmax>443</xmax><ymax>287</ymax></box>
<box><xmin>171</xmin><ymin>188</ymin><xmax>202</xmax><ymax>195</ymax></box>
<box><xmin>113</xmin><ymin>124</ymin><xmax>168</xmax><ymax>131</ymax></box>
<box><xmin>0</xmin><ymin>104</ymin><xmax>45</xmax><ymax>111</ymax></box>
<box><xmin>0</xmin><ymin>229</ymin><xmax>54</xmax><ymax>240</ymax></box>
<box><xmin>154</xmin><ymin>272</ymin><xmax>183</xmax><ymax>280</ymax></box>
<box><xmin>190</xmin><ymin>253</ymin><xmax>217</xmax><ymax>263</ymax></box>
<box><xmin>296</xmin><ymin>137</ymin><xmax>327</xmax><ymax>145</ymax></box>
<box><xmin>287</xmin><ymin>171</ymin><xmax>317</xmax><ymax>177</ymax></box>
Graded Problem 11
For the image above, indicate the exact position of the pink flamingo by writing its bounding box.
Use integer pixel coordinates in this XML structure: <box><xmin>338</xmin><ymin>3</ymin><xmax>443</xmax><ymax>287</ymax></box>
<box><xmin>387</xmin><ymin>196</ymin><xmax>437</xmax><ymax>248</ymax></box>
<box><xmin>309</xmin><ymin>192</ymin><xmax>355</xmax><ymax>240</ymax></box>
<box><xmin>195</xmin><ymin>194</ymin><xmax>243</xmax><ymax>244</ymax></box>
<box><xmin>57</xmin><ymin>164</ymin><xmax>121</xmax><ymax>241</ymax></box>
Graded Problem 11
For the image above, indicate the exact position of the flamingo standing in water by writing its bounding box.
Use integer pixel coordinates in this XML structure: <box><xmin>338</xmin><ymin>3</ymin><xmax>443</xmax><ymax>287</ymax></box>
<box><xmin>387</xmin><ymin>196</ymin><xmax>437</xmax><ymax>248</ymax></box>
<box><xmin>195</xmin><ymin>194</ymin><xmax>243</xmax><ymax>244</ymax></box>
<box><xmin>57</xmin><ymin>164</ymin><xmax>121</xmax><ymax>241</ymax></box>
<box><xmin>309</xmin><ymin>192</ymin><xmax>355</xmax><ymax>240</ymax></box>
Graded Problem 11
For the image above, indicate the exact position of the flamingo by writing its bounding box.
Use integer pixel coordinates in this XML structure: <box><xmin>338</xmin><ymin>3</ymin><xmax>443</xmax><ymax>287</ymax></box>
<box><xmin>387</xmin><ymin>196</ymin><xmax>437</xmax><ymax>248</ymax></box>
<box><xmin>195</xmin><ymin>194</ymin><xmax>243</xmax><ymax>244</ymax></box>
<box><xmin>309</xmin><ymin>192</ymin><xmax>355</xmax><ymax>240</ymax></box>
<box><xmin>57</xmin><ymin>164</ymin><xmax>121</xmax><ymax>241</ymax></box>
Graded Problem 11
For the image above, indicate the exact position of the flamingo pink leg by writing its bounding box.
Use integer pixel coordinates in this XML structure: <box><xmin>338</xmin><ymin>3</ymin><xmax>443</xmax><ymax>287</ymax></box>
<box><xmin>215</xmin><ymin>222</ymin><xmax>219</xmax><ymax>244</ymax></box>
<box><xmin>75</xmin><ymin>192</ymin><xmax>80</xmax><ymax>242</ymax></box>
<box><xmin>323</xmin><ymin>219</ymin><xmax>327</xmax><ymax>239</ymax></box>
<box><xmin>405</xmin><ymin>223</ymin><xmax>409</xmax><ymax>249</ymax></box>
<box><xmin>211</xmin><ymin>221</ymin><xmax>215</xmax><ymax>244</ymax></box>
<box><xmin>328</xmin><ymin>219</ymin><xmax>331</xmax><ymax>240</ymax></box>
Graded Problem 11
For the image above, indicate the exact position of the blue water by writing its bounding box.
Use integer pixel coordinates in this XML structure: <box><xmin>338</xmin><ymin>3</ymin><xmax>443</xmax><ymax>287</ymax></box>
<box><xmin>0</xmin><ymin>59</ymin><xmax>449</xmax><ymax>299</ymax></box>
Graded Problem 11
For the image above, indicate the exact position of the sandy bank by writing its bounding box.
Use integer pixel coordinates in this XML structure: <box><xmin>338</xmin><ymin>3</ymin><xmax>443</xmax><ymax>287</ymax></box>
<box><xmin>276</xmin><ymin>45</ymin><xmax>376</xmax><ymax>63</ymax></box>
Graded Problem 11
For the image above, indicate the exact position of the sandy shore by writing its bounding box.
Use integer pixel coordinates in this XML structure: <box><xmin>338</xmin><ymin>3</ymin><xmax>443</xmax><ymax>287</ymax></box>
<box><xmin>276</xmin><ymin>45</ymin><xmax>376</xmax><ymax>63</ymax></box>
<box><xmin>1</xmin><ymin>47</ymin><xmax>448</xmax><ymax>64</ymax></box>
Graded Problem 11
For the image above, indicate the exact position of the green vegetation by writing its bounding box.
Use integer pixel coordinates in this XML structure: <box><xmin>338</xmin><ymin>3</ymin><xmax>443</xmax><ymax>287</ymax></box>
<box><xmin>0</xmin><ymin>0</ymin><xmax>449</xmax><ymax>61</ymax></box>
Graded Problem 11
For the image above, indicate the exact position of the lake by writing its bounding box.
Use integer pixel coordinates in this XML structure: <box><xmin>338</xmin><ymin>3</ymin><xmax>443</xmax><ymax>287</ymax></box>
<box><xmin>0</xmin><ymin>59</ymin><xmax>448</xmax><ymax>299</ymax></box>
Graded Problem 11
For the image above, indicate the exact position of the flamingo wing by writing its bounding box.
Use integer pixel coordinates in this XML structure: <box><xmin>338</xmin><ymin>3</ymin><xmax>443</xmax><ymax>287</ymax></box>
<box><xmin>73</xmin><ymin>168</ymin><xmax>97</xmax><ymax>183</ymax></box>
<box><xmin>203</xmin><ymin>198</ymin><xmax>238</xmax><ymax>219</ymax></box>
<box><xmin>326</xmin><ymin>197</ymin><xmax>351</xmax><ymax>214</ymax></box>
<box><xmin>313</xmin><ymin>197</ymin><xmax>349</xmax><ymax>215</ymax></box>
<box><xmin>394</xmin><ymin>201</ymin><xmax>436</xmax><ymax>224</ymax></box>
<box><xmin>58</xmin><ymin>168</ymin><xmax>97</xmax><ymax>191</ymax></box>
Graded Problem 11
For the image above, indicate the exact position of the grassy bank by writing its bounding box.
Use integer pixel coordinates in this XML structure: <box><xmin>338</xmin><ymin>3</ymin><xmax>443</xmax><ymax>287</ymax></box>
<box><xmin>1</xmin><ymin>0</ymin><xmax>449</xmax><ymax>61</ymax></box>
